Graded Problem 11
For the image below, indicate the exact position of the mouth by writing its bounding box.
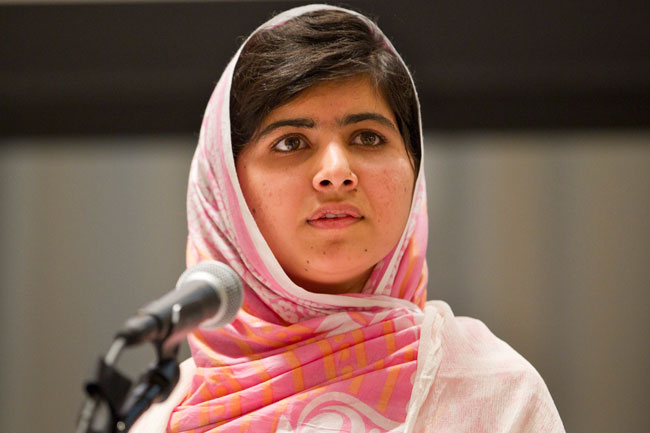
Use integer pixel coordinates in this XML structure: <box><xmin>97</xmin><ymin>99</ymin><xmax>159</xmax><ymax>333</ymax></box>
<box><xmin>307</xmin><ymin>204</ymin><xmax>363</xmax><ymax>229</ymax></box>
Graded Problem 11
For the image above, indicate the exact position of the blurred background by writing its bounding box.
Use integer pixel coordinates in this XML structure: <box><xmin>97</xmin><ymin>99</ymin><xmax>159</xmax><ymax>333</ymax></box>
<box><xmin>1</xmin><ymin>0</ymin><xmax>648</xmax><ymax>432</ymax></box>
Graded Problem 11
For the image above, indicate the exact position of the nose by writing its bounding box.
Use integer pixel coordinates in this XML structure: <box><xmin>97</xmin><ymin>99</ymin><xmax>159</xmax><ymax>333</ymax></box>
<box><xmin>312</xmin><ymin>142</ymin><xmax>358</xmax><ymax>192</ymax></box>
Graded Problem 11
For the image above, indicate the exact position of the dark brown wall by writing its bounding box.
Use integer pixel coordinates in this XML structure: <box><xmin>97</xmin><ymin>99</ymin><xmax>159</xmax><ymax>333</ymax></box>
<box><xmin>2</xmin><ymin>0</ymin><xmax>649</xmax><ymax>135</ymax></box>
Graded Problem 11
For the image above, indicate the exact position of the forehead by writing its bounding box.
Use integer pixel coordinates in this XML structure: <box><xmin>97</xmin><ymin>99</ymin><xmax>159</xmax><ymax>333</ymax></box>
<box><xmin>260</xmin><ymin>75</ymin><xmax>397</xmax><ymax>125</ymax></box>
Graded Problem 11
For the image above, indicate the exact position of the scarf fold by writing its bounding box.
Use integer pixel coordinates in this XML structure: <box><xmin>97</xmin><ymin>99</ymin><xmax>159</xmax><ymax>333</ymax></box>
<box><xmin>169</xmin><ymin>5</ymin><xmax>428</xmax><ymax>432</ymax></box>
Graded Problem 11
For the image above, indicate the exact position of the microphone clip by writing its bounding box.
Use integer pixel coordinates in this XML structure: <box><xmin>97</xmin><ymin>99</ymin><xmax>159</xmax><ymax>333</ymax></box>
<box><xmin>76</xmin><ymin>338</ymin><xmax>181</xmax><ymax>433</ymax></box>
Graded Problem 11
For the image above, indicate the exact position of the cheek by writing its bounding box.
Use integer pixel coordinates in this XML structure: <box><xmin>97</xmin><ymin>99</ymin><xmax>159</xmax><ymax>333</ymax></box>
<box><xmin>242</xmin><ymin>178</ymin><xmax>275</xmax><ymax>221</ymax></box>
<box><xmin>238</xmin><ymin>166</ymin><xmax>298</xmax><ymax>235</ymax></box>
<box><xmin>238</xmin><ymin>163</ymin><xmax>269</xmax><ymax>221</ymax></box>
<box><xmin>367</xmin><ymin>163</ymin><xmax>415</xmax><ymax>224</ymax></box>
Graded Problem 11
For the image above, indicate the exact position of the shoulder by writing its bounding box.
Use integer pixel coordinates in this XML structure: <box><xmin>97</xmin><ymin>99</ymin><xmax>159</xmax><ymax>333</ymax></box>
<box><xmin>425</xmin><ymin>300</ymin><xmax>541</xmax><ymax>377</ymax></box>
<box><xmin>422</xmin><ymin>301</ymin><xmax>565</xmax><ymax>433</ymax></box>
<box><xmin>129</xmin><ymin>357</ymin><xmax>196</xmax><ymax>433</ymax></box>
<box><xmin>428</xmin><ymin>300</ymin><xmax>533</xmax><ymax>372</ymax></box>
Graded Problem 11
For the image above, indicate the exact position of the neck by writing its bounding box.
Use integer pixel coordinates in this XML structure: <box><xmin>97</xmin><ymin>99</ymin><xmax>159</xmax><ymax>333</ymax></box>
<box><xmin>289</xmin><ymin>268</ymin><xmax>372</xmax><ymax>295</ymax></box>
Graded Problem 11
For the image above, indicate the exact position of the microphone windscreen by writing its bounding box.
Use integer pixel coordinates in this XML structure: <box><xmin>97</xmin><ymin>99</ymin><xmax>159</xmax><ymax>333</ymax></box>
<box><xmin>176</xmin><ymin>261</ymin><xmax>243</xmax><ymax>329</ymax></box>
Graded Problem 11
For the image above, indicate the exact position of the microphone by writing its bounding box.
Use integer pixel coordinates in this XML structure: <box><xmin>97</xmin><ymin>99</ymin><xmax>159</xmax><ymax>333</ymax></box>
<box><xmin>116</xmin><ymin>261</ymin><xmax>243</xmax><ymax>347</ymax></box>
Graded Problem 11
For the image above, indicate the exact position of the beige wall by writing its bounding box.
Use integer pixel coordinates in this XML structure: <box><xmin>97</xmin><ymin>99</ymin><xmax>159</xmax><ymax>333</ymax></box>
<box><xmin>425</xmin><ymin>133</ymin><xmax>650</xmax><ymax>433</ymax></box>
<box><xmin>1</xmin><ymin>132</ymin><xmax>648</xmax><ymax>432</ymax></box>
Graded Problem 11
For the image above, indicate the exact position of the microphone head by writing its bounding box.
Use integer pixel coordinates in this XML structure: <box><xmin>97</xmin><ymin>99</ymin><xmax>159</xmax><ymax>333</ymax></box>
<box><xmin>176</xmin><ymin>261</ymin><xmax>243</xmax><ymax>329</ymax></box>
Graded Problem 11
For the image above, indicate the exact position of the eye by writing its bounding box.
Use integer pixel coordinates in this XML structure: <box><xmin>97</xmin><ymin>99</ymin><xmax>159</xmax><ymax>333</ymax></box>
<box><xmin>352</xmin><ymin>131</ymin><xmax>386</xmax><ymax>147</ymax></box>
<box><xmin>272</xmin><ymin>135</ymin><xmax>308</xmax><ymax>152</ymax></box>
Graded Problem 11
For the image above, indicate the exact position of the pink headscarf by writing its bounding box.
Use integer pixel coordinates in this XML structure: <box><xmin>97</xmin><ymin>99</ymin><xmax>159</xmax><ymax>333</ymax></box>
<box><xmin>168</xmin><ymin>4</ymin><xmax>429</xmax><ymax>432</ymax></box>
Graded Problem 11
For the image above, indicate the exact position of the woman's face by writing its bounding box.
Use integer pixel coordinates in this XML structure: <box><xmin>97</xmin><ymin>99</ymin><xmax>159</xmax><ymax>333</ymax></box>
<box><xmin>236</xmin><ymin>76</ymin><xmax>415</xmax><ymax>294</ymax></box>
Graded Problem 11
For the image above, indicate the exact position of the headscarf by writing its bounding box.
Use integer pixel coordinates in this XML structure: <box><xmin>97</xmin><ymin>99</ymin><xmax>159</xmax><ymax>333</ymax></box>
<box><xmin>169</xmin><ymin>4</ymin><xmax>429</xmax><ymax>432</ymax></box>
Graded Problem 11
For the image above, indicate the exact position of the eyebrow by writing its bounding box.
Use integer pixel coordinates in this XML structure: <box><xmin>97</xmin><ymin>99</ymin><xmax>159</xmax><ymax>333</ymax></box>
<box><xmin>255</xmin><ymin>112</ymin><xmax>398</xmax><ymax>140</ymax></box>
<box><xmin>256</xmin><ymin>118</ymin><xmax>315</xmax><ymax>139</ymax></box>
<box><xmin>341</xmin><ymin>112</ymin><xmax>398</xmax><ymax>132</ymax></box>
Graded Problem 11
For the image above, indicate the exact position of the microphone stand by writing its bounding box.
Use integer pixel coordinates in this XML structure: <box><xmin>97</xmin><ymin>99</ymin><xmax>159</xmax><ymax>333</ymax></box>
<box><xmin>76</xmin><ymin>337</ymin><xmax>180</xmax><ymax>433</ymax></box>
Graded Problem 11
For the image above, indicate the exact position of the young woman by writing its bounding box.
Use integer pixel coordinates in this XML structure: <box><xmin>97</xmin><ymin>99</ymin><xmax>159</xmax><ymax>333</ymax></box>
<box><xmin>133</xmin><ymin>5</ymin><xmax>564</xmax><ymax>432</ymax></box>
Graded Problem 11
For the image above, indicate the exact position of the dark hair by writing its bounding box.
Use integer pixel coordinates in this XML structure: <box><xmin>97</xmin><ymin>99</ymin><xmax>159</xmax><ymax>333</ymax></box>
<box><xmin>230</xmin><ymin>9</ymin><xmax>421</xmax><ymax>171</ymax></box>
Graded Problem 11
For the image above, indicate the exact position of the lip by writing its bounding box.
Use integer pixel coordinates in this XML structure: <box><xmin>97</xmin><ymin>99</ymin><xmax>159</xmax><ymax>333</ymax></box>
<box><xmin>307</xmin><ymin>203</ymin><xmax>363</xmax><ymax>229</ymax></box>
